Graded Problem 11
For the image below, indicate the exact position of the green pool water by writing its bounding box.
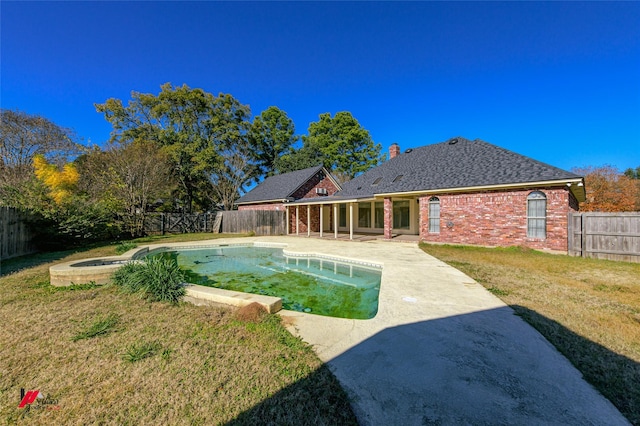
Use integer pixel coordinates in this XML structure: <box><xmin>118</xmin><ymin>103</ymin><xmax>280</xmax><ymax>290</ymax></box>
<box><xmin>149</xmin><ymin>246</ymin><xmax>381</xmax><ymax>319</ymax></box>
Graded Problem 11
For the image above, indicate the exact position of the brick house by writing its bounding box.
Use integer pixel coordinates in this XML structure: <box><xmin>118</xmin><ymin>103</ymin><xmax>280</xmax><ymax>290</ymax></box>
<box><xmin>235</xmin><ymin>165</ymin><xmax>342</xmax><ymax>233</ymax></box>
<box><xmin>277</xmin><ymin>137</ymin><xmax>585</xmax><ymax>252</ymax></box>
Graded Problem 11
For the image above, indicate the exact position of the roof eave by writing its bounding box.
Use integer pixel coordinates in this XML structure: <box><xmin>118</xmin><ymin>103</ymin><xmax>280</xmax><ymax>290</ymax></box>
<box><xmin>235</xmin><ymin>198</ymin><xmax>289</xmax><ymax>206</ymax></box>
<box><xmin>286</xmin><ymin>197</ymin><xmax>365</xmax><ymax>205</ymax></box>
<box><xmin>374</xmin><ymin>178</ymin><xmax>586</xmax><ymax>202</ymax></box>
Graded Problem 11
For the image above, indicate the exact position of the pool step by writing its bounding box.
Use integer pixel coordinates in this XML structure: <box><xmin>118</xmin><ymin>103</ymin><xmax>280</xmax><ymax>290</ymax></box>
<box><xmin>185</xmin><ymin>284</ymin><xmax>282</xmax><ymax>314</ymax></box>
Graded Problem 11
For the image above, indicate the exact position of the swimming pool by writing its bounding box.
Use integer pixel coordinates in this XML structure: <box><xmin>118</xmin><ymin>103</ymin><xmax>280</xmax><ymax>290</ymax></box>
<box><xmin>146</xmin><ymin>245</ymin><xmax>381</xmax><ymax>319</ymax></box>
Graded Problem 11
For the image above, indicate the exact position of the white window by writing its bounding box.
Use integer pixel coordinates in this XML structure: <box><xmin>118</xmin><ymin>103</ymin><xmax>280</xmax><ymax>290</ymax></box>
<box><xmin>428</xmin><ymin>197</ymin><xmax>440</xmax><ymax>233</ymax></box>
<box><xmin>393</xmin><ymin>200</ymin><xmax>410</xmax><ymax>229</ymax></box>
<box><xmin>374</xmin><ymin>202</ymin><xmax>384</xmax><ymax>229</ymax></box>
<box><xmin>527</xmin><ymin>191</ymin><xmax>546</xmax><ymax>238</ymax></box>
<box><xmin>358</xmin><ymin>202</ymin><xmax>371</xmax><ymax>228</ymax></box>
<box><xmin>339</xmin><ymin>204</ymin><xmax>346</xmax><ymax>227</ymax></box>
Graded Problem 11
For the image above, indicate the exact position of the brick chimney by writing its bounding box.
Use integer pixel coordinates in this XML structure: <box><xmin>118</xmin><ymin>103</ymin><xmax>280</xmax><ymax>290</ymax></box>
<box><xmin>389</xmin><ymin>143</ymin><xmax>400</xmax><ymax>159</ymax></box>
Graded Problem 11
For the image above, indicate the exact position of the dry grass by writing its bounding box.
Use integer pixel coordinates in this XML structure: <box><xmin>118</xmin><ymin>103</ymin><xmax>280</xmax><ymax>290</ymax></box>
<box><xmin>0</xmin><ymin>234</ymin><xmax>356</xmax><ymax>425</ymax></box>
<box><xmin>420</xmin><ymin>243</ymin><xmax>640</xmax><ymax>425</ymax></box>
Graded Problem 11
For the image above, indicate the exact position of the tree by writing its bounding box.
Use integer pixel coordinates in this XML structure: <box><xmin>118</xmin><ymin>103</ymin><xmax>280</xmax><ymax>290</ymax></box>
<box><xmin>0</xmin><ymin>109</ymin><xmax>83</xmax><ymax>203</ymax></box>
<box><xmin>78</xmin><ymin>142</ymin><xmax>175</xmax><ymax>237</ymax></box>
<box><xmin>623</xmin><ymin>166</ymin><xmax>640</xmax><ymax>210</ymax></box>
<box><xmin>33</xmin><ymin>154</ymin><xmax>79</xmax><ymax>205</ymax></box>
<box><xmin>95</xmin><ymin>83</ymin><xmax>253</xmax><ymax>212</ymax></box>
<box><xmin>14</xmin><ymin>155</ymin><xmax>118</xmax><ymax>247</ymax></box>
<box><xmin>623</xmin><ymin>166</ymin><xmax>640</xmax><ymax>180</ymax></box>
<box><xmin>249</xmin><ymin>106</ymin><xmax>298</xmax><ymax>177</ymax></box>
<box><xmin>208</xmin><ymin>136</ymin><xmax>257</xmax><ymax>211</ymax></box>
<box><xmin>285</xmin><ymin>112</ymin><xmax>383</xmax><ymax>182</ymax></box>
<box><xmin>573</xmin><ymin>165</ymin><xmax>639</xmax><ymax>212</ymax></box>
<box><xmin>276</xmin><ymin>145</ymin><xmax>323</xmax><ymax>175</ymax></box>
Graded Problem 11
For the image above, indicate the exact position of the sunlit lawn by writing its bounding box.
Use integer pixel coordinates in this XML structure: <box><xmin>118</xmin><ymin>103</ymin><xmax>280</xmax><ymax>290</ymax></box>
<box><xmin>0</xmin><ymin>234</ymin><xmax>357</xmax><ymax>425</ymax></box>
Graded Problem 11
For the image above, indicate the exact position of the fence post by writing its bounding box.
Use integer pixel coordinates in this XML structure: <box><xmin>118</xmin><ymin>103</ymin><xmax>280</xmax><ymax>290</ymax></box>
<box><xmin>580</xmin><ymin>214</ymin><xmax>587</xmax><ymax>259</ymax></box>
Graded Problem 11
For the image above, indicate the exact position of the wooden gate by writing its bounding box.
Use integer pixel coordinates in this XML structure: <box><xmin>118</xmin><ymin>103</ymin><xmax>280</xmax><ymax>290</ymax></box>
<box><xmin>143</xmin><ymin>213</ymin><xmax>217</xmax><ymax>235</ymax></box>
<box><xmin>568</xmin><ymin>212</ymin><xmax>640</xmax><ymax>263</ymax></box>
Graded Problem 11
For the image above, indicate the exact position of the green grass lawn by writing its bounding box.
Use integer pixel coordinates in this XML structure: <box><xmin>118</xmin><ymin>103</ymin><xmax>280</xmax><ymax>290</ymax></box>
<box><xmin>420</xmin><ymin>243</ymin><xmax>640</xmax><ymax>425</ymax></box>
<box><xmin>0</xmin><ymin>234</ymin><xmax>357</xmax><ymax>425</ymax></box>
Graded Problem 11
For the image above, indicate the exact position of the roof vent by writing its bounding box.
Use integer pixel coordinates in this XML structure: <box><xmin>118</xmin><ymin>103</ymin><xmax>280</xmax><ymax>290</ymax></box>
<box><xmin>405</xmin><ymin>148</ymin><xmax>413</xmax><ymax>153</ymax></box>
<box><xmin>448</xmin><ymin>138</ymin><xmax>458</xmax><ymax>145</ymax></box>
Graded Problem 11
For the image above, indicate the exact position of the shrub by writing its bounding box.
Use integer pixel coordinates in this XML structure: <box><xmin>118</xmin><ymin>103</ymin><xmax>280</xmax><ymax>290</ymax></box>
<box><xmin>112</xmin><ymin>256</ymin><xmax>186</xmax><ymax>304</ymax></box>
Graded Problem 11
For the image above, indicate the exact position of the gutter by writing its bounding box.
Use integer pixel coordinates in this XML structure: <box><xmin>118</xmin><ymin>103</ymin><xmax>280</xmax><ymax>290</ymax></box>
<box><xmin>375</xmin><ymin>178</ymin><xmax>586</xmax><ymax>202</ymax></box>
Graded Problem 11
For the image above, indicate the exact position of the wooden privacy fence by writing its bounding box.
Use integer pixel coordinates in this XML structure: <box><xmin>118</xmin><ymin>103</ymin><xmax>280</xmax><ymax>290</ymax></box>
<box><xmin>0</xmin><ymin>207</ymin><xmax>36</xmax><ymax>261</ymax></box>
<box><xmin>220</xmin><ymin>210</ymin><xmax>286</xmax><ymax>235</ymax></box>
<box><xmin>568</xmin><ymin>212</ymin><xmax>640</xmax><ymax>263</ymax></box>
<box><xmin>143</xmin><ymin>211</ymin><xmax>286</xmax><ymax>236</ymax></box>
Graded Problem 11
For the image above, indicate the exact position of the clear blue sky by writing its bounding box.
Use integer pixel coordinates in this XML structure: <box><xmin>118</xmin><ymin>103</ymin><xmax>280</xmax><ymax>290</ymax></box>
<box><xmin>2</xmin><ymin>1</ymin><xmax>639</xmax><ymax>172</ymax></box>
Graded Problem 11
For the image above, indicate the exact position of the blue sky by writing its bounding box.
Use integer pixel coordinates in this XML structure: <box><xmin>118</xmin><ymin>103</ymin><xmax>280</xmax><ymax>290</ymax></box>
<box><xmin>2</xmin><ymin>1</ymin><xmax>639</xmax><ymax>172</ymax></box>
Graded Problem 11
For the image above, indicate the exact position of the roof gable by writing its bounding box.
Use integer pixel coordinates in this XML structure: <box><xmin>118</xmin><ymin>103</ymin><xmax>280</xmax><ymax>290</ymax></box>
<box><xmin>337</xmin><ymin>137</ymin><xmax>584</xmax><ymax>199</ymax></box>
<box><xmin>236</xmin><ymin>165</ymin><xmax>336</xmax><ymax>204</ymax></box>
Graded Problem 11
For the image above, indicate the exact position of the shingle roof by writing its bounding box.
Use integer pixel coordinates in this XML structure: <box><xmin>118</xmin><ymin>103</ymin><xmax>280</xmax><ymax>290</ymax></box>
<box><xmin>236</xmin><ymin>165</ymin><xmax>326</xmax><ymax>204</ymax></box>
<box><xmin>337</xmin><ymin>137</ymin><xmax>584</xmax><ymax>199</ymax></box>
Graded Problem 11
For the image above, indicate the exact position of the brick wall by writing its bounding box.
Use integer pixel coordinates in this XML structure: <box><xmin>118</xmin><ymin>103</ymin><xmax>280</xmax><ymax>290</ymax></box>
<box><xmin>291</xmin><ymin>170</ymin><xmax>340</xmax><ymax>199</ymax></box>
<box><xmin>418</xmin><ymin>187</ymin><xmax>576</xmax><ymax>251</ymax></box>
<box><xmin>290</xmin><ymin>205</ymin><xmax>322</xmax><ymax>233</ymax></box>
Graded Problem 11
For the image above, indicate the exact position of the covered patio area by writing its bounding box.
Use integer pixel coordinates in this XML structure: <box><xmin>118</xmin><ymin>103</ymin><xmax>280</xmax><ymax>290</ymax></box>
<box><xmin>285</xmin><ymin>196</ymin><xmax>421</xmax><ymax>241</ymax></box>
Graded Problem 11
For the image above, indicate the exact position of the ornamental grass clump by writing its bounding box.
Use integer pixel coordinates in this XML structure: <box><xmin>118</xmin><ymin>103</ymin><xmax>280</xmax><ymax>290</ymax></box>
<box><xmin>112</xmin><ymin>256</ymin><xmax>186</xmax><ymax>304</ymax></box>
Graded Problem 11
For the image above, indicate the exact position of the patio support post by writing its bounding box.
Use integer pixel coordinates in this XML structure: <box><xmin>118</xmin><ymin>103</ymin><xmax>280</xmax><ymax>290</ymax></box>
<box><xmin>296</xmin><ymin>206</ymin><xmax>299</xmax><ymax>236</ymax></box>
<box><xmin>334</xmin><ymin>203</ymin><xmax>338</xmax><ymax>239</ymax></box>
<box><xmin>384</xmin><ymin>197</ymin><xmax>393</xmax><ymax>239</ymax></box>
<box><xmin>286</xmin><ymin>206</ymin><xmax>290</xmax><ymax>235</ymax></box>
<box><xmin>349</xmin><ymin>203</ymin><xmax>354</xmax><ymax>240</ymax></box>
<box><xmin>307</xmin><ymin>204</ymin><xmax>311</xmax><ymax>237</ymax></box>
<box><xmin>319</xmin><ymin>205</ymin><xmax>323</xmax><ymax>238</ymax></box>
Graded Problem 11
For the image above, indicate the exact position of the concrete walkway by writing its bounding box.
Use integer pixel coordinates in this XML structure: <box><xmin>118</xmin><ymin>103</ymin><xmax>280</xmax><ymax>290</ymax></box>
<box><xmin>244</xmin><ymin>236</ymin><xmax>630</xmax><ymax>426</ymax></box>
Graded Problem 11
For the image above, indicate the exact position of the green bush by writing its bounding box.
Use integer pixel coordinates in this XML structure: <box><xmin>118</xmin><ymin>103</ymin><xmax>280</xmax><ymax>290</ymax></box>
<box><xmin>112</xmin><ymin>256</ymin><xmax>186</xmax><ymax>304</ymax></box>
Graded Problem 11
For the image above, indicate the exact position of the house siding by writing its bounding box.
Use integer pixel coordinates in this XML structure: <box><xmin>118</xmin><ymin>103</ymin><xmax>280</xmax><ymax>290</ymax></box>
<box><xmin>418</xmin><ymin>187</ymin><xmax>577</xmax><ymax>251</ymax></box>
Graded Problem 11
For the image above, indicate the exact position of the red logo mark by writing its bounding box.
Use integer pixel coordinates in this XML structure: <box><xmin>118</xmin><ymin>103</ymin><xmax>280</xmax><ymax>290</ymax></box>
<box><xmin>18</xmin><ymin>390</ymin><xmax>41</xmax><ymax>408</ymax></box>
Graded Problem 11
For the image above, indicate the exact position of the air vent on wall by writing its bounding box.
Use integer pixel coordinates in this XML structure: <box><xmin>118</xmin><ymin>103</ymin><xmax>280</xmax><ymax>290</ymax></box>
<box><xmin>315</xmin><ymin>187</ymin><xmax>328</xmax><ymax>195</ymax></box>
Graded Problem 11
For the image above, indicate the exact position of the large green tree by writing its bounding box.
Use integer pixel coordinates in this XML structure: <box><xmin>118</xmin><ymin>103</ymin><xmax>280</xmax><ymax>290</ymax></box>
<box><xmin>95</xmin><ymin>83</ymin><xmax>254</xmax><ymax>211</ymax></box>
<box><xmin>278</xmin><ymin>111</ymin><xmax>382</xmax><ymax>182</ymax></box>
<box><xmin>249</xmin><ymin>106</ymin><xmax>298</xmax><ymax>177</ymax></box>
